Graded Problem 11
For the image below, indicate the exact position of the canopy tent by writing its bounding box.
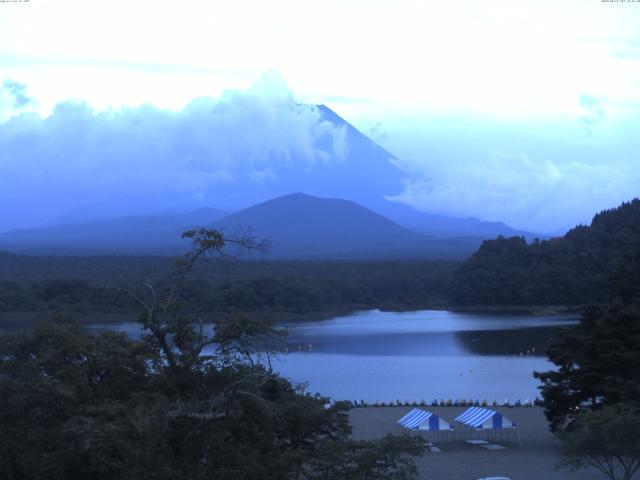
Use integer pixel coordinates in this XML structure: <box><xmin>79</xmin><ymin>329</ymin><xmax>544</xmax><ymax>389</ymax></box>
<box><xmin>454</xmin><ymin>407</ymin><xmax>516</xmax><ymax>430</ymax></box>
<box><xmin>397</xmin><ymin>408</ymin><xmax>453</xmax><ymax>431</ymax></box>
<box><xmin>454</xmin><ymin>407</ymin><xmax>522</xmax><ymax>447</ymax></box>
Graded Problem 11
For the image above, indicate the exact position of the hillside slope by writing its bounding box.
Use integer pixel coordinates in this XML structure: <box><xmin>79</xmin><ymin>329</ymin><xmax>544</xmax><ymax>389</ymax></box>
<box><xmin>450</xmin><ymin>199</ymin><xmax>640</xmax><ymax>306</ymax></box>
<box><xmin>215</xmin><ymin>193</ymin><xmax>479</xmax><ymax>259</ymax></box>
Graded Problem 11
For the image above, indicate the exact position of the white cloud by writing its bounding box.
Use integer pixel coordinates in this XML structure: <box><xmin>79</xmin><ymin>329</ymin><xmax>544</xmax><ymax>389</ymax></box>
<box><xmin>2</xmin><ymin>0</ymin><xmax>640</xmax><ymax>238</ymax></box>
<box><xmin>2</xmin><ymin>0</ymin><xmax>640</xmax><ymax>119</ymax></box>
<box><xmin>0</xmin><ymin>73</ymin><xmax>348</xmax><ymax>231</ymax></box>
<box><xmin>389</xmin><ymin>145</ymin><xmax>639</xmax><ymax>235</ymax></box>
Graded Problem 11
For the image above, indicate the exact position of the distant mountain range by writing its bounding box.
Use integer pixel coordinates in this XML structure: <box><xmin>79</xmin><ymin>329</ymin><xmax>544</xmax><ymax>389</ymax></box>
<box><xmin>0</xmin><ymin>208</ymin><xmax>227</xmax><ymax>255</ymax></box>
<box><xmin>0</xmin><ymin>104</ymin><xmax>541</xmax><ymax>257</ymax></box>
<box><xmin>374</xmin><ymin>200</ymin><xmax>537</xmax><ymax>240</ymax></box>
<box><xmin>213</xmin><ymin>193</ymin><xmax>481</xmax><ymax>259</ymax></box>
<box><xmin>0</xmin><ymin>193</ymin><xmax>529</xmax><ymax>259</ymax></box>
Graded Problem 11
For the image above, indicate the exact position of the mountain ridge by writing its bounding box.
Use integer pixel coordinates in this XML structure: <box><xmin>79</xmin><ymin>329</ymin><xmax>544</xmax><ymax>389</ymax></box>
<box><xmin>0</xmin><ymin>208</ymin><xmax>228</xmax><ymax>255</ymax></box>
<box><xmin>0</xmin><ymin>193</ymin><xmax>483</xmax><ymax>259</ymax></box>
<box><xmin>213</xmin><ymin>192</ymin><xmax>425</xmax><ymax>258</ymax></box>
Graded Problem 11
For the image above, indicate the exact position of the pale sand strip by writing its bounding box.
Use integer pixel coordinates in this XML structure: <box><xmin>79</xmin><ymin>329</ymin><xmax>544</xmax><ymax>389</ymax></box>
<box><xmin>349</xmin><ymin>406</ymin><xmax>603</xmax><ymax>480</ymax></box>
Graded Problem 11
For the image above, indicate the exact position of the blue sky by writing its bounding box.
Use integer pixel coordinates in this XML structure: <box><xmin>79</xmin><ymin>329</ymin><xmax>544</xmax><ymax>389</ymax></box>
<box><xmin>1</xmin><ymin>0</ymin><xmax>639</xmax><ymax>234</ymax></box>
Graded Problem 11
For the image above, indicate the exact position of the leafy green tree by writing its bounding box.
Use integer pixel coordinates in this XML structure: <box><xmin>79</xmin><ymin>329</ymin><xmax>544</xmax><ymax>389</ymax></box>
<box><xmin>534</xmin><ymin>303</ymin><xmax>640</xmax><ymax>430</ymax></box>
<box><xmin>557</xmin><ymin>404</ymin><xmax>640</xmax><ymax>480</ymax></box>
<box><xmin>0</xmin><ymin>320</ymin><xmax>158</xmax><ymax>480</ymax></box>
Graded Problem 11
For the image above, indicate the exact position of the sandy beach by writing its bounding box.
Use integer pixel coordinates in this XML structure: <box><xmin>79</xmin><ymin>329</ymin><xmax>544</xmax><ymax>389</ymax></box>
<box><xmin>349</xmin><ymin>406</ymin><xmax>603</xmax><ymax>480</ymax></box>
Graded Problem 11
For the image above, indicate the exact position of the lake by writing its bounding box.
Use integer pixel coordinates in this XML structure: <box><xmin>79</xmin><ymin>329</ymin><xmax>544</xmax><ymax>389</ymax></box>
<box><xmin>86</xmin><ymin>309</ymin><xmax>578</xmax><ymax>404</ymax></box>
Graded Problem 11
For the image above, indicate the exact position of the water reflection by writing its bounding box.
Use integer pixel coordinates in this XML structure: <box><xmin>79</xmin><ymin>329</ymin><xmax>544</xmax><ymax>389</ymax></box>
<box><xmin>454</xmin><ymin>327</ymin><xmax>561</xmax><ymax>357</ymax></box>
<box><xmin>273</xmin><ymin>310</ymin><xmax>578</xmax><ymax>401</ymax></box>
<box><xmin>285</xmin><ymin>310</ymin><xmax>577</xmax><ymax>357</ymax></box>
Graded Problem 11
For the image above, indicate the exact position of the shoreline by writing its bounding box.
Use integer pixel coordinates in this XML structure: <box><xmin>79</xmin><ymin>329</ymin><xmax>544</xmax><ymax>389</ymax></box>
<box><xmin>0</xmin><ymin>304</ymin><xmax>584</xmax><ymax>330</ymax></box>
<box><xmin>447</xmin><ymin>304</ymin><xmax>584</xmax><ymax>315</ymax></box>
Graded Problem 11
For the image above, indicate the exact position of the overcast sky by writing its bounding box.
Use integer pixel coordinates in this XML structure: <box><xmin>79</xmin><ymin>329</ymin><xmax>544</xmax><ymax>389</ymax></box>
<box><xmin>1</xmin><ymin>0</ymin><xmax>639</xmax><ymax>234</ymax></box>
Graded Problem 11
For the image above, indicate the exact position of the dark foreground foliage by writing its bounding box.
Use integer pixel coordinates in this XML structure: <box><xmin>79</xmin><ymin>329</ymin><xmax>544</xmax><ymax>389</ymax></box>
<box><xmin>0</xmin><ymin>230</ymin><xmax>425</xmax><ymax>480</ymax></box>
<box><xmin>0</xmin><ymin>320</ymin><xmax>422</xmax><ymax>480</ymax></box>
<box><xmin>534</xmin><ymin>303</ymin><xmax>640</xmax><ymax>430</ymax></box>
<box><xmin>557</xmin><ymin>404</ymin><xmax>640</xmax><ymax>480</ymax></box>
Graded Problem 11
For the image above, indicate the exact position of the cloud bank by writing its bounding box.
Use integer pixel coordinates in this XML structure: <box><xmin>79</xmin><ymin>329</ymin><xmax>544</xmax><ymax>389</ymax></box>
<box><xmin>0</xmin><ymin>73</ymin><xmax>349</xmax><ymax>231</ymax></box>
<box><xmin>388</xmin><ymin>131</ymin><xmax>640</xmax><ymax>235</ymax></box>
<box><xmin>1</xmin><ymin>72</ymin><xmax>638</xmax><ymax>236</ymax></box>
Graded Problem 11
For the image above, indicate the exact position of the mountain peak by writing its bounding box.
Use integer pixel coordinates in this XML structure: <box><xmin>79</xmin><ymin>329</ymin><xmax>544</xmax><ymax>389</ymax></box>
<box><xmin>213</xmin><ymin>193</ymin><xmax>478</xmax><ymax>259</ymax></box>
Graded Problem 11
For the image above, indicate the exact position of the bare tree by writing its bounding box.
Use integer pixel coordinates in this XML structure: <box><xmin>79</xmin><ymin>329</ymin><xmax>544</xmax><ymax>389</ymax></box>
<box><xmin>118</xmin><ymin>228</ymin><xmax>291</xmax><ymax>423</ymax></box>
<box><xmin>121</xmin><ymin>227</ymin><xmax>269</xmax><ymax>369</ymax></box>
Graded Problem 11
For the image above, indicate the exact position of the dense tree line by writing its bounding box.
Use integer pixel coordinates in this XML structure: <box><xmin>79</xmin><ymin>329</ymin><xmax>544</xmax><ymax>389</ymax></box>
<box><xmin>0</xmin><ymin>256</ymin><xmax>457</xmax><ymax>324</ymax></box>
<box><xmin>450</xmin><ymin>199</ymin><xmax>640</xmax><ymax>306</ymax></box>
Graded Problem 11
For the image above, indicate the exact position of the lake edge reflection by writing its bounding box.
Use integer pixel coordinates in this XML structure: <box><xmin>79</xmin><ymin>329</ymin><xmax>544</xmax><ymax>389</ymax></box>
<box><xmin>275</xmin><ymin>309</ymin><xmax>578</xmax><ymax>402</ymax></box>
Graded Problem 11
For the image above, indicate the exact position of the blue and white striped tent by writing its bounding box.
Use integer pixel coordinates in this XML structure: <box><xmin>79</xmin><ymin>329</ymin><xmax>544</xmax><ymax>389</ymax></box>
<box><xmin>397</xmin><ymin>408</ymin><xmax>453</xmax><ymax>431</ymax></box>
<box><xmin>454</xmin><ymin>407</ymin><xmax>517</xmax><ymax>430</ymax></box>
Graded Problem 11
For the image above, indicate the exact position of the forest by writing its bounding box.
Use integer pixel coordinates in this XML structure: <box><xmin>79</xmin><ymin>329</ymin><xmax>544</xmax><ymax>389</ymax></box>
<box><xmin>0</xmin><ymin>254</ymin><xmax>457</xmax><ymax>327</ymax></box>
<box><xmin>450</xmin><ymin>199</ymin><xmax>640</xmax><ymax>307</ymax></box>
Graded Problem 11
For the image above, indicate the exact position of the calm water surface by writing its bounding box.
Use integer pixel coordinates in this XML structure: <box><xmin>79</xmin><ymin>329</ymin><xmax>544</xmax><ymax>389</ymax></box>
<box><xmin>87</xmin><ymin>309</ymin><xmax>578</xmax><ymax>403</ymax></box>
<box><xmin>276</xmin><ymin>310</ymin><xmax>577</xmax><ymax>403</ymax></box>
